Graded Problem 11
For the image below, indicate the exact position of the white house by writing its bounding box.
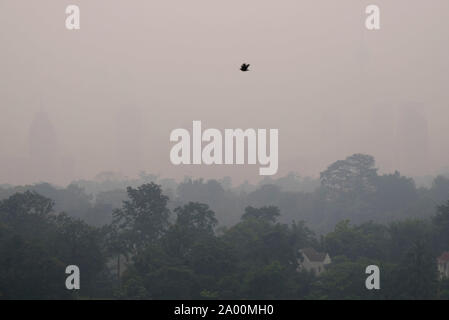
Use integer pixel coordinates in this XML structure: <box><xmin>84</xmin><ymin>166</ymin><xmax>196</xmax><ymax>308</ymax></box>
<box><xmin>437</xmin><ymin>251</ymin><xmax>449</xmax><ymax>280</ymax></box>
<box><xmin>298</xmin><ymin>247</ymin><xmax>331</xmax><ymax>276</ymax></box>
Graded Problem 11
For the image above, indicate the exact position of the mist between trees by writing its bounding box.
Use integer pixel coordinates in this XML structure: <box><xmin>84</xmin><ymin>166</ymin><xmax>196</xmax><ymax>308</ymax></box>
<box><xmin>0</xmin><ymin>153</ymin><xmax>449</xmax><ymax>299</ymax></box>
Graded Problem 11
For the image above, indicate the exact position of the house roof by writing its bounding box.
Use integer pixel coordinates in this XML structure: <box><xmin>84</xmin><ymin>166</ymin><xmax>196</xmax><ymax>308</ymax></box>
<box><xmin>301</xmin><ymin>247</ymin><xmax>328</xmax><ymax>262</ymax></box>
<box><xmin>438</xmin><ymin>251</ymin><xmax>449</xmax><ymax>263</ymax></box>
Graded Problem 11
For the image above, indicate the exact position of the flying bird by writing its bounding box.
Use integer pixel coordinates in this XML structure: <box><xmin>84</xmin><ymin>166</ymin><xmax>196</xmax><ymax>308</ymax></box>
<box><xmin>240</xmin><ymin>63</ymin><xmax>250</xmax><ymax>72</ymax></box>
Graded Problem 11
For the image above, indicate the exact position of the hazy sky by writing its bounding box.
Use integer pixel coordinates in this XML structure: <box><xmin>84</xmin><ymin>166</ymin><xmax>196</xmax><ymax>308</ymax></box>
<box><xmin>1</xmin><ymin>1</ymin><xmax>448</xmax><ymax>185</ymax></box>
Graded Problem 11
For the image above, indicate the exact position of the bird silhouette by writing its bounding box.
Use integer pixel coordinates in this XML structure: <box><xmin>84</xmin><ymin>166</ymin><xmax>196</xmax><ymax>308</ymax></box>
<box><xmin>240</xmin><ymin>63</ymin><xmax>250</xmax><ymax>72</ymax></box>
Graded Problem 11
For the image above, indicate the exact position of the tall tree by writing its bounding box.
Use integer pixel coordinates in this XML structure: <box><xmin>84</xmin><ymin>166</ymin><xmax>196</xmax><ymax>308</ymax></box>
<box><xmin>112</xmin><ymin>183</ymin><xmax>170</xmax><ymax>254</ymax></box>
<box><xmin>320</xmin><ymin>154</ymin><xmax>378</xmax><ymax>197</ymax></box>
<box><xmin>433</xmin><ymin>201</ymin><xmax>449</xmax><ymax>252</ymax></box>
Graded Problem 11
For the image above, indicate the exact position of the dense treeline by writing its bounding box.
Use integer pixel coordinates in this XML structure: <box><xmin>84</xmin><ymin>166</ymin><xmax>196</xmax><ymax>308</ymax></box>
<box><xmin>0</xmin><ymin>154</ymin><xmax>449</xmax><ymax>299</ymax></box>
<box><xmin>1</xmin><ymin>154</ymin><xmax>448</xmax><ymax>232</ymax></box>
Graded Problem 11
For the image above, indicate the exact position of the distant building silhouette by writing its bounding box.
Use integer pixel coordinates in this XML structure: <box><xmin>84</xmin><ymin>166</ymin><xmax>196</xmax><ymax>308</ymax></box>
<box><xmin>319</xmin><ymin>109</ymin><xmax>342</xmax><ymax>166</ymax></box>
<box><xmin>28</xmin><ymin>110</ymin><xmax>60</xmax><ymax>182</ymax></box>
<box><xmin>395</xmin><ymin>103</ymin><xmax>429</xmax><ymax>175</ymax></box>
<box><xmin>114</xmin><ymin>106</ymin><xmax>144</xmax><ymax>176</ymax></box>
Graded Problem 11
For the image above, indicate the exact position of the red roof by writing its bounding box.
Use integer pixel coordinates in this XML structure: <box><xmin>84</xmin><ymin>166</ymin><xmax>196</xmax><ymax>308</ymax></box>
<box><xmin>438</xmin><ymin>252</ymin><xmax>449</xmax><ymax>263</ymax></box>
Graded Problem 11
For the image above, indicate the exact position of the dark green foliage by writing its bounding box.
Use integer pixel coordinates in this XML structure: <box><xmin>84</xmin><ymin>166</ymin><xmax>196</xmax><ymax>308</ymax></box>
<box><xmin>0</xmin><ymin>191</ymin><xmax>111</xmax><ymax>299</ymax></box>
<box><xmin>1</xmin><ymin>154</ymin><xmax>449</xmax><ymax>300</ymax></box>
<box><xmin>112</xmin><ymin>183</ymin><xmax>170</xmax><ymax>254</ymax></box>
<box><xmin>433</xmin><ymin>201</ymin><xmax>449</xmax><ymax>252</ymax></box>
<box><xmin>242</xmin><ymin>206</ymin><xmax>280</xmax><ymax>223</ymax></box>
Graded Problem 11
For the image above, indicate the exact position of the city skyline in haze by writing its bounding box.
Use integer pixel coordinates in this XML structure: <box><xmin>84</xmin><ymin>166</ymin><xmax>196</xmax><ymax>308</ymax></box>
<box><xmin>1</xmin><ymin>1</ymin><xmax>448</xmax><ymax>185</ymax></box>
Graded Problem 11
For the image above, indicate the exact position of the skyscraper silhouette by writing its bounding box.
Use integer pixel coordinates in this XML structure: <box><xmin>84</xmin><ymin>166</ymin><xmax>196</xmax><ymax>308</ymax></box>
<box><xmin>28</xmin><ymin>110</ymin><xmax>60</xmax><ymax>182</ymax></box>
<box><xmin>395</xmin><ymin>103</ymin><xmax>430</xmax><ymax>175</ymax></box>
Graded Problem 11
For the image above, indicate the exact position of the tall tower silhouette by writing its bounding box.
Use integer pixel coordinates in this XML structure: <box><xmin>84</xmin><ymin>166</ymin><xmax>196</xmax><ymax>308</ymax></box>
<box><xmin>395</xmin><ymin>103</ymin><xmax>429</xmax><ymax>175</ymax></box>
<box><xmin>28</xmin><ymin>110</ymin><xmax>60</xmax><ymax>182</ymax></box>
<box><xmin>114</xmin><ymin>106</ymin><xmax>144</xmax><ymax>177</ymax></box>
<box><xmin>357</xmin><ymin>7</ymin><xmax>371</xmax><ymax>101</ymax></box>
